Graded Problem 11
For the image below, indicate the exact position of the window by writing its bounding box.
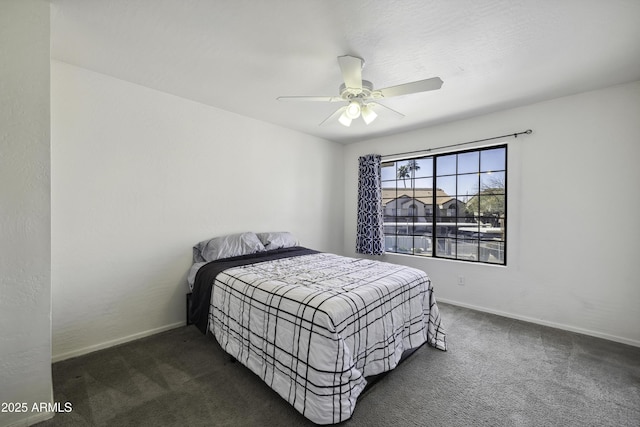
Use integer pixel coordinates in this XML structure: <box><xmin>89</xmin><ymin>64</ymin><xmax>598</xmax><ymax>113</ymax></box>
<box><xmin>381</xmin><ymin>145</ymin><xmax>507</xmax><ymax>265</ymax></box>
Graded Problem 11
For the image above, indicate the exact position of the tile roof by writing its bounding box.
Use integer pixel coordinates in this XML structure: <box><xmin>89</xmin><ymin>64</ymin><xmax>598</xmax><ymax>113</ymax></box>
<box><xmin>382</xmin><ymin>188</ymin><xmax>453</xmax><ymax>206</ymax></box>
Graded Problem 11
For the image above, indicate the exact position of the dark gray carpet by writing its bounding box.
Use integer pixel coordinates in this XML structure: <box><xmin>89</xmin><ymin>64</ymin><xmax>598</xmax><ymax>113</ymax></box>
<box><xmin>37</xmin><ymin>303</ymin><xmax>640</xmax><ymax>426</ymax></box>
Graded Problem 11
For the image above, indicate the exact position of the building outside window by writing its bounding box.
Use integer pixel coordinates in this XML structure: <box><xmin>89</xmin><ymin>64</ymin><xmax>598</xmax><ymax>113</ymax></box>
<box><xmin>381</xmin><ymin>145</ymin><xmax>507</xmax><ymax>264</ymax></box>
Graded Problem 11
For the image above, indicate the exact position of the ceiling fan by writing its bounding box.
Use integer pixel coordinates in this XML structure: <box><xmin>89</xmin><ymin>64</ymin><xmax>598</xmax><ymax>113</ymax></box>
<box><xmin>277</xmin><ymin>55</ymin><xmax>443</xmax><ymax>127</ymax></box>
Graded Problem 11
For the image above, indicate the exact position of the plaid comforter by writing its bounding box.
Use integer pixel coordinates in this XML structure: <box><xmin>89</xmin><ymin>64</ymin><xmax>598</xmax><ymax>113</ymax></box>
<box><xmin>206</xmin><ymin>250</ymin><xmax>446</xmax><ymax>424</ymax></box>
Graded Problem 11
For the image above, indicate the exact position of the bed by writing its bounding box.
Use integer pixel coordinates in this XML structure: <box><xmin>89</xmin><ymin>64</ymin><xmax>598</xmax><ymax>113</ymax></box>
<box><xmin>187</xmin><ymin>232</ymin><xmax>446</xmax><ymax>425</ymax></box>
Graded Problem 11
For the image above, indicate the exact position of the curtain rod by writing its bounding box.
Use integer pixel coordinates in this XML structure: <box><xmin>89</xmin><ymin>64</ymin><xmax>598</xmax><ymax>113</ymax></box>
<box><xmin>381</xmin><ymin>129</ymin><xmax>533</xmax><ymax>160</ymax></box>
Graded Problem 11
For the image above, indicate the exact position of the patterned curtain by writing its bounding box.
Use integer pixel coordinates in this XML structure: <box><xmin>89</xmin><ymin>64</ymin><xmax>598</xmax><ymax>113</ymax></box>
<box><xmin>356</xmin><ymin>154</ymin><xmax>385</xmax><ymax>255</ymax></box>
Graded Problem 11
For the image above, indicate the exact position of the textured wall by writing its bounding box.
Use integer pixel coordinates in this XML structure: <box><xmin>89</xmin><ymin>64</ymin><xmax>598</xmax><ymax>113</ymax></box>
<box><xmin>344</xmin><ymin>81</ymin><xmax>640</xmax><ymax>346</ymax></box>
<box><xmin>0</xmin><ymin>1</ymin><xmax>53</xmax><ymax>426</ymax></box>
<box><xmin>51</xmin><ymin>61</ymin><xmax>345</xmax><ymax>361</ymax></box>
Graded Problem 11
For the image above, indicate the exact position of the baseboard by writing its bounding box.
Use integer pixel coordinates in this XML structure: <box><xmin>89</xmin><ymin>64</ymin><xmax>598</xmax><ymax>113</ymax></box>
<box><xmin>52</xmin><ymin>321</ymin><xmax>185</xmax><ymax>363</ymax></box>
<box><xmin>437</xmin><ymin>298</ymin><xmax>640</xmax><ymax>348</ymax></box>
<box><xmin>4</xmin><ymin>410</ymin><xmax>53</xmax><ymax>427</ymax></box>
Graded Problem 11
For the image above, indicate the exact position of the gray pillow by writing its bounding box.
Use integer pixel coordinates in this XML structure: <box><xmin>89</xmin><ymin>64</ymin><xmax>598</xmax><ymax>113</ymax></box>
<box><xmin>256</xmin><ymin>232</ymin><xmax>298</xmax><ymax>251</ymax></box>
<box><xmin>193</xmin><ymin>232</ymin><xmax>266</xmax><ymax>263</ymax></box>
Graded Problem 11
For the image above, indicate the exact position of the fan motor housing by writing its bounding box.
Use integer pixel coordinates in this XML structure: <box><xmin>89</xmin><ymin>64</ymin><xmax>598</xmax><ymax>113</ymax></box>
<box><xmin>339</xmin><ymin>80</ymin><xmax>380</xmax><ymax>100</ymax></box>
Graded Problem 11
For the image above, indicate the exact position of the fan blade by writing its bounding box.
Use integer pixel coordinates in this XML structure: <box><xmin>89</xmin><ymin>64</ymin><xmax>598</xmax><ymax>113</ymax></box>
<box><xmin>277</xmin><ymin>96</ymin><xmax>343</xmax><ymax>102</ymax></box>
<box><xmin>338</xmin><ymin>55</ymin><xmax>363</xmax><ymax>91</ymax></box>
<box><xmin>319</xmin><ymin>106</ymin><xmax>347</xmax><ymax>126</ymax></box>
<box><xmin>369</xmin><ymin>102</ymin><xmax>405</xmax><ymax>118</ymax></box>
<box><xmin>378</xmin><ymin>77</ymin><xmax>443</xmax><ymax>98</ymax></box>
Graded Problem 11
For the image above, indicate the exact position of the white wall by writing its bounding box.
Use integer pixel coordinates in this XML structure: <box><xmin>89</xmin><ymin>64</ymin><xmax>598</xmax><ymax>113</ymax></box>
<box><xmin>51</xmin><ymin>62</ymin><xmax>345</xmax><ymax>361</ymax></box>
<box><xmin>0</xmin><ymin>1</ymin><xmax>53</xmax><ymax>426</ymax></box>
<box><xmin>344</xmin><ymin>81</ymin><xmax>640</xmax><ymax>346</ymax></box>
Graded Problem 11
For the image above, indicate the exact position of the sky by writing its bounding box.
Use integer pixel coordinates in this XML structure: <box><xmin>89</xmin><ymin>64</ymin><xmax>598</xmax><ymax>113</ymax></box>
<box><xmin>381</xmin><ymin>146</ymin><xmax>506</xmax><ymax>201</ymax></box>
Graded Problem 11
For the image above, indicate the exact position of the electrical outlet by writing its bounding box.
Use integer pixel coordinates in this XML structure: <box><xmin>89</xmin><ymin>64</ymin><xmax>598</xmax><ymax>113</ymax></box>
<box><xmin>458</xmin><ymin>275</ymin><xmax>465</xmax><ymax>286</ymax></box>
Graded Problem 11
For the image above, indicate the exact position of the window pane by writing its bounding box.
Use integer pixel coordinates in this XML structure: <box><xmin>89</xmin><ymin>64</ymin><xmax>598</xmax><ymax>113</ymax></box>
<box><xmin>381</xmin><ymin>162</ymin><xmax>397</xmax><ymax>181</ymax></box>
<box><xmin>443</xmin><ymin>202</ymin><xmax>457</xmax><ymax>218</ymax></box>
<box><xmin>413</xmin><ymin>237</ymin><xmax>430</xmax><ymax>255</ymax></box>
<box><xmin>383</xmin><ymin>198</ymin><xmax>398</xmax><ymax>218</ymax></box>
<box><xmin>480</xmin><ymin>171</ymin><xmax>505</xmax><ymax>192</ymax></box>
<box><xmin>480</xmin><ymin>240</ymin><xmax>504</xmax><ymax>263</ymax></box>
<box><xmin>396</xmin><ymin>235</ymin><xmax>412</xmax><ymax>254</ymax></box>
<box><xmin>436</xmin><ymin>238</ymin><xmax>455</xmax><ymax>258</ymax></box>
<box><xmin>413</xmin><ymin>157</ymin><xmax>433</xmax><ymax>178</ymax></box>
<box><xmin>457</xmin><ymin>173</ymin><xmax>478</xmax><ymax>198</ymax></box>
<box><xmin>481</xmin><ymin>147</ymin><xmax>506</xmax><ymax>172</ymax></box>
<box><xmin>436</xmin><ymin>176</ymin><xmax>456</xmax><ymax>197</ymax></box>
<box><xmin>401</xmin><ymin>159</ymin><xmax>423</xmax><ymax>180</ymax></box>
<box><xmin>424</xmin><ymin>205</ymin><xmax>433</xmax><ymax>217</ymax></box>
<box><xmin>458</xmin><ymin>151</ymin><xmax>479</xmax><ymax>174</ymax></box>
<box><xmin>478</xmin><ymin>194</ymin><xmax>505</xmax><ymax>218</ymax></box>
<box><xmin>457</xmin><ymin>239</ymin><xmax>479</xmax><ymax>261</ymax></box>
<box><xmin>437</xmin><ymin>154</ymin><xmax>456</xmax><ymax>176</ymax></box>
<box><xmin>385</xmin><ymin>234</ymin><xmax>397</xmax><ymax>252</ymax></box>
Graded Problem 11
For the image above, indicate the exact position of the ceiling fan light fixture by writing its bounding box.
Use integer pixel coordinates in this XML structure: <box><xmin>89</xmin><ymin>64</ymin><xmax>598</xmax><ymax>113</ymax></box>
<box><xmin>361</xmin><ymin>104</ymin><xmax>377</xmax><ymax>125</ymax></box>
<box><xmin>345</xmin><ymin>100</ymin><xmax>361</xmax><ymax>119</ymax></box>
<box><xmin>277</xmin><ymin>55</ymin><xmax>443</xmax><ymax>128</ymax></box>
<box><xmin>338</xmin><ymin>111</ymin><xmax>352</xmax><ymax>127</ymax></box>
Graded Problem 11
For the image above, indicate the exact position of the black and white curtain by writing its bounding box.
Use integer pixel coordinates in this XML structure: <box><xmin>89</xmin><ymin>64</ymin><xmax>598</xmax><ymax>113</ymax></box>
<box><xmin>356</xmin><ymin>154</ymin><xmax>385</xmax><ymax>255</ymax></box>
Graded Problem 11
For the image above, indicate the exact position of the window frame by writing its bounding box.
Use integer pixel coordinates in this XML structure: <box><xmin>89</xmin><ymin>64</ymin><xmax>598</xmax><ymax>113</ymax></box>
<box><xmin>381</xmin><ymin>144</ymin><xmax>508</xmax><ymax>265</ymax></box>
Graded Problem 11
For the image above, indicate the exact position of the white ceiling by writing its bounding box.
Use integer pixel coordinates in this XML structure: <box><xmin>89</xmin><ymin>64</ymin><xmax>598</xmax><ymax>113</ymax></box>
<box><xmin>50</xmin><ymin>0</ymin><xmax>640</xmax><ymax>144</ymax></box>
